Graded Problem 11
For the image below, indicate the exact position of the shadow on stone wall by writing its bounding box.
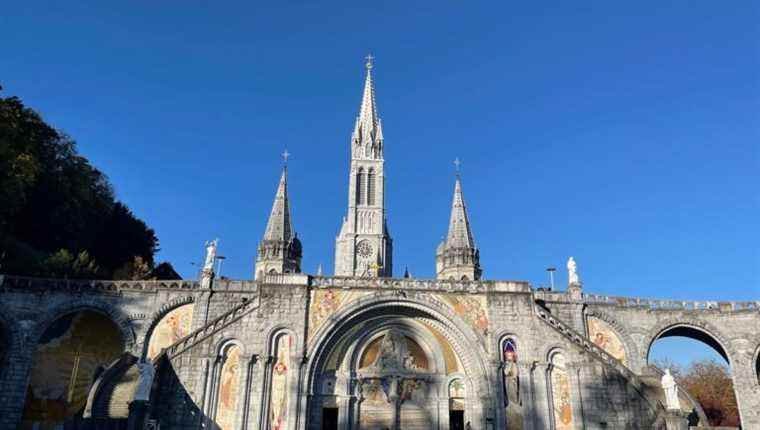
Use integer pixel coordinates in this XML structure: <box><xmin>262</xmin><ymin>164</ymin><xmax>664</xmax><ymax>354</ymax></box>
<box><xmin>578</xmin><ymin>367</ymin><xmax>668</xmax><ymax>430</ymax></box>
<box><xmin>149</xmin><ymin>358</ymin><xmax>208</xmax><ymax>428</ymax></box>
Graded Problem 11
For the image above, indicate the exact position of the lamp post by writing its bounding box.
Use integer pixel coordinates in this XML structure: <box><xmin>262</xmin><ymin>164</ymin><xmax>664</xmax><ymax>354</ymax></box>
<box><xmin>546</xmin><ymin>267</ymin><xmax>556</xmax><ymax>291</ymax></box>
<box><xmin>215</xmin><ymin>256</ymin><xmax>227</xmax><ymax>279</ymax></box>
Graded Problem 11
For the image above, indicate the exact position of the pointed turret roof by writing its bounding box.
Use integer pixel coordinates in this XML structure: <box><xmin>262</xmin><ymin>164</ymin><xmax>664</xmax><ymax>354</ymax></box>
<box><xmin>263</xmin><ymin>167</ymin><xmax>294</xmax><ymax>242</ymax></box>
<box><xmin>355</xmin><ymin>56</ymin><xmax>382</xmax><ymax>143</ymax></box>
<box><xmin>445</xmin><ymin>176</ymin><xmax>475</xmax><ymax>249</ymax></box>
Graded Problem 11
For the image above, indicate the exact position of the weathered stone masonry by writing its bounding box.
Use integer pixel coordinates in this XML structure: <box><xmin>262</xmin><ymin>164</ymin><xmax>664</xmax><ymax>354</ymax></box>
<box><xmin>0</xmin><ymin>274</ymin><xmax>758</xmax><ymax>429</ymax></box>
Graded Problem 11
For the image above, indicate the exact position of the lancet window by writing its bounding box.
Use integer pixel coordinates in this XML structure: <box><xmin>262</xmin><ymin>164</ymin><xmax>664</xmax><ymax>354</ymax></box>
<box><xmin>356</xmin><ymin>168</ymin><xmax>366</xmax><ymax>205</ymax></box>
<box><xmin>367</xmin><ymin>168</ymin><xmax>376</xmax><ymax>205</ymax></box>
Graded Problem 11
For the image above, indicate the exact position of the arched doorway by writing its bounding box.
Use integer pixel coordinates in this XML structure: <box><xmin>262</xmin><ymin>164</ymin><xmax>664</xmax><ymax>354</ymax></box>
<box><xmin>647</xmin><ymin>324</ymin><xmax>740</xmax><ymax>427</ymax></box>
<box><xmin>307</xmin><ymin>300</ymin><xmax>489</xmax><ymax>430</ymax></box>
<box><xmin>21</xmin><ymin>310</ymin><xmax>124</xmax><ymax>429</ymax></box>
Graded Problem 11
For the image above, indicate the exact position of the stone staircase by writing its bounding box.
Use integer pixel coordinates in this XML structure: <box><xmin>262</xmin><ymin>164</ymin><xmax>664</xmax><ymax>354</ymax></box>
<box><xmin>153</xmin><ymin>296</ymin><xmax>261</xmax><ymax>362</ymax></box>
<box><xmin>533</xmin><ymin>303</ymin><xmax>664</xmax><ymax>413</ymax></box>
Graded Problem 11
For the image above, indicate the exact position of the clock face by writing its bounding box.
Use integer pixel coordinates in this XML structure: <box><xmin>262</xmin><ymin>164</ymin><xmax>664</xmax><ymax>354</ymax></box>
<box><xmin>356</xmin><ymin>240</ymin><xmax>373</xmax><ymax>259</ymax></box>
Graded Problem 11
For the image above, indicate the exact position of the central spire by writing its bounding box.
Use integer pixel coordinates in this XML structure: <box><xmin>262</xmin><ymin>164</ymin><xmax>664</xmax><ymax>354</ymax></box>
<box><xmin>358</xmin><ymin>55</ymin><xmax>379</xmax><ymax>133</ymax></box>
<box><xmin>352</xmin><ymin>54</ymin><xmax>383</xmax><ymax>155</ymax></box>
<box><xmin>335</xmin><ymin>56</ymin><xmax>393</xmax><ymax>277</ymax></box>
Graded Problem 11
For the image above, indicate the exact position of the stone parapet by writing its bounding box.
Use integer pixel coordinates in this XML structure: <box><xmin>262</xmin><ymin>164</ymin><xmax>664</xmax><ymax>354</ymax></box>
<box><xmin>0</xmin><ymin>274</ymin><xmax>199</xmax><ymax>293</ymax></box>
<box><xmin>581</xmin><ymin>293</ymin><xmax>759</xmax><ymax>313</ymax></box>
<box><xmin>310</xmin><ymin>276</ymin><xmax>530</xmax><ymax>293</ymax></box>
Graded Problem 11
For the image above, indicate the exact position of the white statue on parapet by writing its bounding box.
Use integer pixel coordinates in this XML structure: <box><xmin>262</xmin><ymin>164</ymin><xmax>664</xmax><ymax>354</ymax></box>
<box><xmin>201</xmin><ymin>239</ymin><xmax>218</xmax><ymax>288</ymax></box>
<box><xmin>567</xmin><ymin>257</ymin><xmax>580</xmax><ymax>286</ymax></box>
<box><xmin>661</xmin><ymin>369</ymin><xmax>680</xmax><ymax>411</ymax></box>
<box><xmin>203</xmin><ymin>239</ymin><xmax>218</xmax><ymax>271</ymax></box>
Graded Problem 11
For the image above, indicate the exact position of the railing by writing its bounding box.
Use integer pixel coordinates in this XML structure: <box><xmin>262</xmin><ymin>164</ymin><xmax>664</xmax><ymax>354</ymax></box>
<box><xmin>581</xmin><ymin>293</ymin><xmax>760</xmax><ymax>312</ymax></box>
<box><xmin>0</xmin><ymin>274</ymin><xmax>199</xmax><ymax>292</ymax></box>
<box><xmin>533</xmin><ymin>303</ymin><xmax>664</xmax><ymax>415</ymax></box>
<box><xmin>153</xmin><ymin>297</ymin><xmax>260</xmax><ymax>362</ymax></box>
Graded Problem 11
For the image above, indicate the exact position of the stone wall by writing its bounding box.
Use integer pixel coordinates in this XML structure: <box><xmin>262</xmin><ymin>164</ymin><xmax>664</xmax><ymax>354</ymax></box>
<box><xmin>0</xmin><ymin>274</ymin><xmax>757</xmax><ymax>429</ymax></box>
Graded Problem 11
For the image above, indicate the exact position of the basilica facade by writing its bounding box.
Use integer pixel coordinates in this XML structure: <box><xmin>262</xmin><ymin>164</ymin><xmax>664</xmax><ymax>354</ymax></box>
<box><xmin>1</xmin><ymin>59</ymin><xmax>759</xmax><ymax>430</ymax></box>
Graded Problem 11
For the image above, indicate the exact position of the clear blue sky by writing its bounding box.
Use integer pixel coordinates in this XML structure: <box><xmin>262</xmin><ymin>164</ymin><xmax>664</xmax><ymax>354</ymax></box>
<box><xmin>2</xmin><ymin>2</ymin><xmax>757</xmax><ymax>365</ymax></box>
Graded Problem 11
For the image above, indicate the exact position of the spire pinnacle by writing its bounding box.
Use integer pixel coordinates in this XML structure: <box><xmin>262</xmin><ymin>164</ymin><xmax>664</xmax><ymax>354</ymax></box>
<box><xmin>357</xmin><ymin>55</ymin><xmax>380</xmax><ymax>140</ymax></box>
<box><xmin>263</xmin><ymin>166</ymin><xmax>293</xmax><ymax>242</ymax></box>
<box><xmin>446</xmin><ymin>175</ymin><xmax>475</xmax><ymax>249</ymax></box>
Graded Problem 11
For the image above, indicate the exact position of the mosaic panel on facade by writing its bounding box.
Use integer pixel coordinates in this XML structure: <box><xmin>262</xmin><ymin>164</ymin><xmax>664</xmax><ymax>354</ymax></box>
<box><xmin>308</xmin><ymin>289</ymin><xmax>369</xmax><ymax>341</ymax></box>
<box><xmin>435</xmin><ymin>293</ymin><xmax>489</xmax><ymax>336</ymax></box>
<box><xmin>449</xmin><ymin>378</ymin><xmax>466</xmax><ymax>411</ymax></box>
<box><xmin>215</xmin><ymin>344</ymin><xmax>241</xmax><ymax>430</ymax></box>
<box><xmin>147</xmin><ymin>303</ymin><xmax>195</xmax><ymax>359</ymax></box>
<box><xmin>587</xmin><ymin>316</ymin><xmax>627</xmax><ymax>365</ymax></box>
<box><xmin>21</xmin><ymin>311</ymin><xmax>123</xmax><ymax>429</ymax></box>
<box><xmin>550</xmin><ymin>353</ymin><xmax>574</xmax><ymax>430</ymax></box>
<box><xmin>270</xmin><ymin>333</ymin><xmax>292</xmax><ymax>430</ymax></box>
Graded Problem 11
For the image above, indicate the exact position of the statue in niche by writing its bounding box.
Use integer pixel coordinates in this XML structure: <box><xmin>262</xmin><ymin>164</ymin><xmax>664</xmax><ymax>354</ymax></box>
<box><xmin>661</xmin><ymin>369</ymin><xmax>680</xmax><ymax>411</ymax></box>
<box><xmin>503</xmin><ymin>339</ymin><xmax>523</xmax><ymax>429</ymax></box>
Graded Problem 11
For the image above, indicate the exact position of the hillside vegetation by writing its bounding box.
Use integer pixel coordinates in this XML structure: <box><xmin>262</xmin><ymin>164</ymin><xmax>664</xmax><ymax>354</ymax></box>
<box><xmin>0</xmin><ymin>89</ymin><xmax>176</xmax><ymax>280</ymax></box>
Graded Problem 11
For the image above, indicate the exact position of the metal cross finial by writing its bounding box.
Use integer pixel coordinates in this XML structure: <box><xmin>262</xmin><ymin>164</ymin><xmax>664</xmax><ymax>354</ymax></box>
<box><xmin>282</xmin><ymin>149</ymin><xmax>290</xmax><ymax>166</ymax></box>
<box><xmin>454</xmin><ymin>157</ymin><xmax>461</xmax><ymax>173</ymax></box>
<box><xmin>365</xmin><ymin>54</ymin><xmax>374</xmax><ymax>70</ymax></box>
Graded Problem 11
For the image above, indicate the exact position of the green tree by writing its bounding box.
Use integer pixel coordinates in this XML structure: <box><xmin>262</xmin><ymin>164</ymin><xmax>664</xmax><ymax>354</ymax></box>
<box><xmin>654</xmin><ymin>358</ymin><xmax>740</xmax><ymax>427</ymax></box>
<box><xmin>0</xmin><ymin>91</ymin><xmax>160</xmax><ymax>278</ymax></box>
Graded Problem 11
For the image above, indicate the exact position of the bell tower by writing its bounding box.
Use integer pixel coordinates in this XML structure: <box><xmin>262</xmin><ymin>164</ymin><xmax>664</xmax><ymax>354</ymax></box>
<box><xmin>334</xmin><ymin>56</ymin><xmax>393</xmax><ymax>277</ymax></box>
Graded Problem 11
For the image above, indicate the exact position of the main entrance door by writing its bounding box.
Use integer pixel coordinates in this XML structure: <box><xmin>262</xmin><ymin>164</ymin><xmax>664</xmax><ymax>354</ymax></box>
<box><xmin>449</xmin><ymin>410</ymin><xmax>464</xmax><ymax>430</ymax></box>
<box><xmin>322</xmin><ymin>407</ymin><xmax>338</xmax><ymax>430</ymax></box>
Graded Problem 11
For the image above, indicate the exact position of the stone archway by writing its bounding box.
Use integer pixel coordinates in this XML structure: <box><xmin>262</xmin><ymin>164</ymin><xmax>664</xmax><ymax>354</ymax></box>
<box><xmin>21</xmin><ymin>309</ymin><xmax>125</xmax><ymax>429</ymax></box>
<box><xmin>305</xmin><ymin>296</ymin><xmax>493</xmax><ymax>430</ymax></box>
<box><xmin>645</xmin><ymin>321</ymin><xmax>741</xmax><ymax>427</ymax></box>
<box><xmin>646</xmin><ymin>323</ymin><xmax>731</xmax><ymax>365</ymax></box>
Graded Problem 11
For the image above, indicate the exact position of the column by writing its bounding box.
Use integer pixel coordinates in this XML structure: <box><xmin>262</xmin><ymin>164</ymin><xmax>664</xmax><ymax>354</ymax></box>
<box><xmin>530</xmin><ymin>362</ymin><xmax>552</xmax><ymax>430</ymax></box>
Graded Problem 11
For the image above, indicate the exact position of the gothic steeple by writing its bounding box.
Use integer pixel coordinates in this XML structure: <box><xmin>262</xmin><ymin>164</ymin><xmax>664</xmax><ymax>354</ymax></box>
<box><xmin>255</xmin><ymin>163</ymin><xmax>302</xmax><ymax>279</ymax></box>
<box><xmin>335</xmin><ymin>56</ymin><xmax>393</xmax><ymax>277</ymax></box>
<box><xmin>436</xmin><ymin>172</ymin><xmax>481</xmax><ymax>280</ymax></box>
<box><xmin>264</xmin><ymin>168</ymin><xmax>293</xmax><ymax>242</ymax></box>
<box><xmin>351</xmin><ymin>55</ymin><xmax>384</xmax><ymax>160</ymax></box>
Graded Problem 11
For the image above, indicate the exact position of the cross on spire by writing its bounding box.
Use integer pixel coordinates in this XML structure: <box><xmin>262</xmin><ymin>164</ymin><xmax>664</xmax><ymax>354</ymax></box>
<box><xmin>454</xmin><ymin>157</ymin><xmax>461</xmax><ymax>175</ymax></box>
<box><xmin>281</xmin><ymin>149</ymin><xmax>290</xmax><ymax>166</ymax></box>
<box><xmin>365</xmin><ymin>54</ymin><xmax>374</xmax><ymax>70</ymax></box>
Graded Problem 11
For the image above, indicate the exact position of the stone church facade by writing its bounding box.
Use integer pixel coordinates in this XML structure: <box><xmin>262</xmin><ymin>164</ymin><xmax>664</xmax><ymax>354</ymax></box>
<box><xmin>0</xmin><ymin>60</ymin><xmax>759</xmax><ymax>430</ymax></box>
